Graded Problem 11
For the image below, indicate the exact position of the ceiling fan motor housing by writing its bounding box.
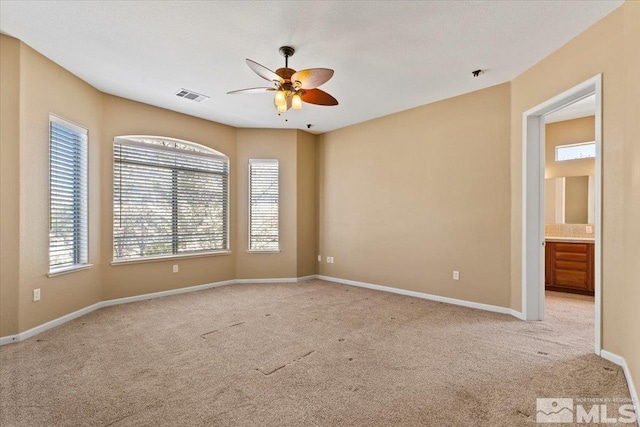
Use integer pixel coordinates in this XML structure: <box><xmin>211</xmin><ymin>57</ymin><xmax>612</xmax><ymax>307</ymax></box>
<box><xmin>275</xmin><ymin>68</ymin><xmax>296</xmax><ymax>81</ymax></box>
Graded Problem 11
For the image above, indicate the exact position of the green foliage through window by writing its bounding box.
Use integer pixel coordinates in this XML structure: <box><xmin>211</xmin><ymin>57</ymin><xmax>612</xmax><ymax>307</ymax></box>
<box><xmin>113</xmin><ymin>137</ymin><xmax>229</xmax><ymax>261</ymax></box>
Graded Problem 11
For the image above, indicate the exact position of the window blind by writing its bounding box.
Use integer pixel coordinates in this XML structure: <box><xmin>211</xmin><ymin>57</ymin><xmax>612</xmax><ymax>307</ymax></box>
<box><xmin>249</xmin><ymin>159</ymin><xmax>279</xmax><ymax>251</ymax></box>
<box><xmin>49</xmin><ymin>116</ymin><xmax>88</xmax><ymax>270</ymax></box>
<box><xmin>113</xmin><ymin>138</ymin><xmax>229</xmax><ymax>261</ymax></box>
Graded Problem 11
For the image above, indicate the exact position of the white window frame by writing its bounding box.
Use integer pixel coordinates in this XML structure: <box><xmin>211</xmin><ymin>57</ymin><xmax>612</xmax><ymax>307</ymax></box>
<box><xmin>112</xmin><ymin>136</ymin><xmax>230</xmax><ymax>264</ymax></box>
<box><xmin>555</xmin><ymin>141</ymin><xmax>596</xmax><ymax>162</ymax></box>
<box><xmin>48</xmin><ymin>115</ymin><xmax>91</xmax><ymax>276</ymax></box>
<box><xmin>248</xmin><ymin>159</ymin><xmax>280</xmax><ymax>253</ymax></box>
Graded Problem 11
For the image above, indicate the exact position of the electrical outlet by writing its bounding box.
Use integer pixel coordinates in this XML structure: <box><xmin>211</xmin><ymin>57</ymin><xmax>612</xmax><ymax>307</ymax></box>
<box><xmin>318</xmin><ymin>255</ymin><xmax>321</xmax><ymax>262</ymax></box>
<box><xmin>326</xmin><ymin>256</ymin><xmax>334</xmax><ymax>264</ymax></box>
<box><xmin>33</xmin><ymin>288</ymin><xmax>41</xmax><ymax>302</ymax></box>
<box><xmin>173</xmin><ymin>265</ymin><xmax>179</xmax><ymax>273</ymax></box>
<box><xmin>586</xmin><ymin>225</ymin><xmax>593</xmax><ymax>234</ymax></box>
<box><xmin>453</xmin><ymin>271</ymin><xmax>460</xmax><ymax>281</ymax></box>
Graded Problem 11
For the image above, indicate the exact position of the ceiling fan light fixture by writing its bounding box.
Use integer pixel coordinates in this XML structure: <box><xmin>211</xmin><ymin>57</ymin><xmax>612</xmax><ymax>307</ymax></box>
<box><xmin>292</xmin><ymin>93</ymin><xmax>302</xmax><ymax>110</ymax></box>
<box><xmin>275</xmin><ymin>89</ymin><xmax>286</xmax><ymax>106</ymax></box>
<box><xmin>229</xmin><ymin>46</ymin><xmax>337</xmax><ymax>113</ymax></box>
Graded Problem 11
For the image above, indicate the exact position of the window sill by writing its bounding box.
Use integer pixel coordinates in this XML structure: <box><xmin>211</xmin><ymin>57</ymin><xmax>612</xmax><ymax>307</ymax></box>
<box><xmin>246</xmin><ymin>250</ymin><xmax>281</xmax><ymax>254</ymax></box>
<box><xmin>111</xmin><ymin>251</ymin><xmax>232</xmax><ymax>266</ymax></box>
<box><xmin>48</xmin><ymin>264</ymin><xmax>94</xmax><ymax>278</ymax></box>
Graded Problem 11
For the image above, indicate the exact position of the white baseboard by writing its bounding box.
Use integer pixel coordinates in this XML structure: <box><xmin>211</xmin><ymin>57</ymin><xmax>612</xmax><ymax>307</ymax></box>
<box><xmin>0</xmin><ymin>276</ymin><xmax>316</xmax><ymax>345</ymax></box>
<box><xmin>0</xmin><ymin>279</ymin><xmax>521</xmax><ymax>346</ymax></box>
<box><xmin>509</xmin><ymin>310</ymin><xmax>526</xmax><ymax>320</ymax></box>
<box><xmin>6</xmin><ymin>273</ymin><xmax>634</xmax><ymax>406</ymax></box>
<box><xmin>317</xmin><ymin>274</ymin><xmax>515</xmax><ymax>317</ymax></box>
<box><xmin>100</xmin><ymin>279</ymin><xmax>237</xmax><ymax>308</ymax></box>
<box><xmin>0</xmin><ymin>274</ymin><xmax>521</xmax><ymax>345</ymax></box>
<box><xmin>234</xmin><ymin>275</ymin><xmax>318</xmax><ymax>284</ymax></box>
<box><xmin>601</xmin><ymin>350</ymin><xmax>639</xmax><ymax>410</ymax></box>
<box><xmin>317</xmin><ymin>274</ymin><xmax>636</xmax><ymax>404</ymax></box>
<box><xmin>235</xmin><ymin>277</ymin><xmax>298</xmax><ymax>284</ymax></box>
<box><xmin>0</xmin><ymin>301</ymin><xmax>103</xmax><ymax>346</ymax></box>
<box><xmin>0</xmin><ymin>335</ymin><xmax>19</xmax><ymax>345</ymax></box>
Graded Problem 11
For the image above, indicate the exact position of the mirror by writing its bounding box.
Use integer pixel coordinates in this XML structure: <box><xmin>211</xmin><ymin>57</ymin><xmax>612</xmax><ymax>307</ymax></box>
<box><xmin>545</xmin><ymin>175</ymin><xmax>594</xmax><ymax>224</ymax></box>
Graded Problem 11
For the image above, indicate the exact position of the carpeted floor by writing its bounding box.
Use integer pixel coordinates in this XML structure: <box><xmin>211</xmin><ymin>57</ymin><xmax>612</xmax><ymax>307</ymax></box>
<box><xmin>0</xmin><ymin>280</ymin><xmax>634</xmax><ymax>426</ymax></box>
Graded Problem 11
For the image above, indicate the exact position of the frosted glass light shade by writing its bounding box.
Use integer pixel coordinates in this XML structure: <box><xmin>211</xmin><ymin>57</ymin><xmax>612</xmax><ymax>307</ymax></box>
<box><xmin>274</xmin><ymin>90</ymin><xmax>286</xmax><ymax>106</ymax></box>
<box><xmin>292</xmin><ymin>94</ymin><xmax>302</xmax><ymax>110</ymax></box>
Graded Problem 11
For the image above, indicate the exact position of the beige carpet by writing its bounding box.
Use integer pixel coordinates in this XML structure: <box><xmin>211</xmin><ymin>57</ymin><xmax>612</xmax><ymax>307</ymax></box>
<box><xmin>0</xmin><ymin>280</ymin><xmax>634</xmax><ymax>426</ymax></box>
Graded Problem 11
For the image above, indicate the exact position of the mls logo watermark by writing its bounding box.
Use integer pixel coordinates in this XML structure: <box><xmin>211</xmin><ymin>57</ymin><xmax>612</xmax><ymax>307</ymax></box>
<box><xmin>537</xmin><ymin>398</ymin><xmax>574</xmax><ymax>423</ymax></box>
<box><xmin>537</xmin><ymin>397</ymin><xmax>638</xmax><ymax>424</ymax></box>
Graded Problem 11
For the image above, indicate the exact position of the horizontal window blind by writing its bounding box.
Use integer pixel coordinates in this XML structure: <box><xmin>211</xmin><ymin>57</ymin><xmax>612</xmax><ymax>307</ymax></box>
<box><xmin>249</xmin><ymin>159</ymin><xmax>279</xmax><ymax>251</ymax></box>
<box><xmin>113</xmin><ymin>138</ymin><xmax>229</xmax><ymax>261</ymax></box>
<box><xmin>49</xmin><ymin>116</ymin><xmax>88</xmax><ymax>270</ymax></box>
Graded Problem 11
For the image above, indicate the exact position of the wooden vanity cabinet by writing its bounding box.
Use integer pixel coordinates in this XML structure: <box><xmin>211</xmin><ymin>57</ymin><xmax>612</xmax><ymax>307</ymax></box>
<box><xmin>545</xmin><ymin>241</ymin><xmax>594</xmax><ymax>296</ymax></box>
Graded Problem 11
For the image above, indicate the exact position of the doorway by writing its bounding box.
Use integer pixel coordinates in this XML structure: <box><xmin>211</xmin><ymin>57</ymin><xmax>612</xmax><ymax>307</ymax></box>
<box><xmin>521</xmin><ymin>74</ymin><xmax>602</xmax><ymax>355</ymax></box>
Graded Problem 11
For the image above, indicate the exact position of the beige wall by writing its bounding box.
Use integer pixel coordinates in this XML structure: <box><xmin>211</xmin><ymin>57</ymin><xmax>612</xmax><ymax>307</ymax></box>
<box><xmin>101</xmin><ymin>95</ymin><xmax>238</xmax><ymax>300</ymax></box>
<box><xmin>509</xmin><ymin>1</ymin><xmax>638</xmax><ymax>396</ymax></box>
<box><xmin>545</xmin><ymin>116</ymin><xmax>595</xmax><ymax>179</ymax></box>
<box><xmin>318</xmin><ymin>83</ymin><xmax>512</xmax><ymax>307</ymax></box>
<box><xmin>0</xmin><ymin>36</ymin><xmax>21</xmax><ymax>336</ymax></box>
<box><xmin>296</xmin><ymin>130</ymin><xmax>317</xmax><ymax>277</ymax></box>
<box><xmin>0</xmin><ymin>36</ymin><xmax>318</xmax><ymax>336</ymax></box>
<box><xmin>621</xmin><ymin>0</ymin><xmax>640</xmax><ymax>400</ymax></box>
<box><xmin>235</xmin><ymin>129</ymin><xmax>298</xmax><ymax>279</ymax></box>
<box><xmin>17</xmin><ymin>42</ymin><xmax>104</xmax><ymax>332</ymax></box>
<box><xmin>234</xmin><ymin>128</ymin><xmax>318</xmax><ymax>279</ymax></box>
<box><xmin>510</xmin><ymin>0</ymin><xmax>624</xmax><ymax>311</ymax></box>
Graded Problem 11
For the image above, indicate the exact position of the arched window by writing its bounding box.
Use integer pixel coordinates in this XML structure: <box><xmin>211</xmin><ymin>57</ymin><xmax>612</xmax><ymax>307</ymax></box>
<box><xmin>113</xmin><ymin>136</ymin><xmax>229</xmax><ymax>261</ymax></box>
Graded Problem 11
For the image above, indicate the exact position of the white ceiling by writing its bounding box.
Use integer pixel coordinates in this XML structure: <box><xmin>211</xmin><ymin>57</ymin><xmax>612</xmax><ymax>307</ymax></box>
<box><xmin>545</xmin><ymin>94</ymin><xmax>596</xmax><ymax>124</ymax></box>
<box><xmin>0</xmin><ymin>1</ymin><xmax>622</xmax><ymax>134</ymax></box>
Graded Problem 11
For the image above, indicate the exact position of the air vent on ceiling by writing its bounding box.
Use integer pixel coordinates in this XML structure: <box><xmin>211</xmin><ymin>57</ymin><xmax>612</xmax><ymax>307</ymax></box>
<box><xmin>175</xmin><ymin>88</ymin><xmax>209</xmax><ymax>102</ymax></box>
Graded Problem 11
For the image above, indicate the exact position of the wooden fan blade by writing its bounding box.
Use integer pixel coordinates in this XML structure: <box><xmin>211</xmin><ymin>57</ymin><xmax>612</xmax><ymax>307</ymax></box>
<box><xmin>300</xmin><ymin>89</ymin><xmax>338</xmax><ymax>106</ymax></box>
<box><xmin>291</xmin><ymin>68</ymin><xmax>334</xmax><ymax>89</ymax></box>
<box><xmin>246</xmin><ymin>59</ymin><xmax>283</xmax><ymax>83</ymax></box>
<box><xmin>227</xmin><ymin>87</ymin><xmax>275</xmax><ymax>94</ymax></box>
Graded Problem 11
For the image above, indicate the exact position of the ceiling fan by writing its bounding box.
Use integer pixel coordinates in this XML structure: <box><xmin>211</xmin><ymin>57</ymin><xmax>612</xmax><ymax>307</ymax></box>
<box><xmin>228</xmin><ymin>46</ymin><xmax>338</xmax><ymax>113</ymax></box>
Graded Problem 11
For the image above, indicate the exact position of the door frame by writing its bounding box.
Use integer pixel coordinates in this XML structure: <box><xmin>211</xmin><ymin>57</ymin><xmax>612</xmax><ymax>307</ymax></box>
<box><xmin>521</xmin><ymin>74</ymin><xmax>602</xmax><ymax>355</ymax></box>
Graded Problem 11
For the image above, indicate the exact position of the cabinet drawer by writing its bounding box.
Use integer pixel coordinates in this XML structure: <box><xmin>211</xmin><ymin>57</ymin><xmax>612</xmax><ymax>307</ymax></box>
<box><xmin>556</xmin><ymin>260</ymin><xmax>587</xmax><ymax>271</ymax></box>
<box><xmin>555</xmin><ymin>270</ymin><xmax>588</xmax><ymax>289</ymax></box>
<box><xmin>555</xmin><ymin>243</ymin><xmax>588</xmax><ymax>253</ymax></box>
<box><xmin>555</xmin><ymin>251</ymin><xmax>587</xmax><ymax>262</ymax></box>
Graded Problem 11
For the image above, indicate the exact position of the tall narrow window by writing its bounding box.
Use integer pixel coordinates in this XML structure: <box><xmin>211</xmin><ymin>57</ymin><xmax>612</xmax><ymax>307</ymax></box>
<box><xmin>113</xmin><ymin>137</ymin><xmax>229</xmax><ymax>261</ymax></box>
<box><xmin>49</xmin><ymin>116</ymin><xmax>88</xmax><ymax>272</ymax></box>
<box><xmin>249</xmin><ymin>159</ymin><xmax>279</xmax><ymax>252</ymax></box>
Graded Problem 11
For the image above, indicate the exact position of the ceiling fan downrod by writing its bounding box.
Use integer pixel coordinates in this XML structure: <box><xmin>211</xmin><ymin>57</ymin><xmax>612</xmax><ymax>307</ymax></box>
<box><xmin>279</xmin><ymin>46</ymin><xmax>295</xmax><ymax>68</ymax></box>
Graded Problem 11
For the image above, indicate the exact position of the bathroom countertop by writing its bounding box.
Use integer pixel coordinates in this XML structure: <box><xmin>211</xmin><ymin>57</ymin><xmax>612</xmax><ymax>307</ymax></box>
<box><xmin>545</xmin><ymin>237</ymin><xmax>595</xmax><ymax>243</ymax></box>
